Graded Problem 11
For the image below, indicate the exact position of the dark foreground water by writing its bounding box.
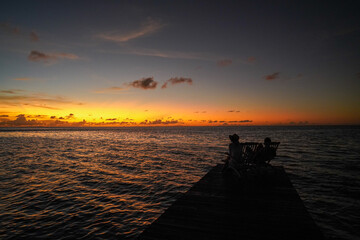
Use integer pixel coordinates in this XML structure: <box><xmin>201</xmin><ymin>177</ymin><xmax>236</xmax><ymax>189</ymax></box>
<box><xmin>0</xmin><ymin>126</ymin><xmax>359</xmax><ymax>239</ymax></box>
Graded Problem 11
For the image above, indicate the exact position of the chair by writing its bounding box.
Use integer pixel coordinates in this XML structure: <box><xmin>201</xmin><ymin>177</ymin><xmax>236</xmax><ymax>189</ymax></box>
<box><xmin>266</xmin><ymin>142</ymin><xmax>280</xmax><ymax>164</ymax></box>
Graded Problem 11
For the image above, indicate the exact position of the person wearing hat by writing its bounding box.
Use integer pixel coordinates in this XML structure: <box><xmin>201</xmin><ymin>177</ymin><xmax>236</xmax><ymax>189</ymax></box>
<box><xmin>223</xmin><ymin>134</ymin><xmax>243</xmax><ymax>177</ymax></box>
<box><xmin>228</xmin><ymin>134</ymin><xmax>242</xmax><ymax>167</ymax></box>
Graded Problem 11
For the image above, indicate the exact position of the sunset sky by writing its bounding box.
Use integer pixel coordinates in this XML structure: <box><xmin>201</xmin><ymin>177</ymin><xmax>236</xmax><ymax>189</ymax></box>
<box><xmin>1</xmin><ymin>1</ymin><xmax>359</xmax><ymax>126</ymax></box>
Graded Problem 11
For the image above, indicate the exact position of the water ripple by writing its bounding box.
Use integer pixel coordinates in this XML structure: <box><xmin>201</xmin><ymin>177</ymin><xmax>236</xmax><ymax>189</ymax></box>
<box><xmin>1</xmin><ymin>126</ymin><xmax>359</xmax><ymax>239</ymax></box>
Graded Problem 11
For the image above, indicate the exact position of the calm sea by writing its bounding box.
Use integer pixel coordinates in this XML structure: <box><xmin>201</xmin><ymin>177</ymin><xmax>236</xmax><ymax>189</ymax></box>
<box><xmin>0</xmin><ymin>126</ymin><xmax>359</xmax><ymax>239</ymax></box>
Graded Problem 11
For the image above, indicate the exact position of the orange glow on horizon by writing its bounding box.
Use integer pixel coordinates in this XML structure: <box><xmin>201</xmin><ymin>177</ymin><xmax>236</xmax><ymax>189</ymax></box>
<box><xmin>1</xmin><ymin>103</ymin><xmax>359</xmax><ymax>127</ymax></box>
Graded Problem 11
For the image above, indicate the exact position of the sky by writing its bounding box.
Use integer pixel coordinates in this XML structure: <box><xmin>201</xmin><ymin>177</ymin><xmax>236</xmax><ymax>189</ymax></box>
<box><xmin>1</xmin><ymin>0</ymin><xmax>359</xmax><ymax>127</ymax></box>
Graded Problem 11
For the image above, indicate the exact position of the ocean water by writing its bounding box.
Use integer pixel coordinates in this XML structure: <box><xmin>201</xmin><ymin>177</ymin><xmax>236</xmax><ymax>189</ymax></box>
<box><xmin>0</xmin><ymin>126</ymin><xmax>359</xmax><ymax>239</ymax></box>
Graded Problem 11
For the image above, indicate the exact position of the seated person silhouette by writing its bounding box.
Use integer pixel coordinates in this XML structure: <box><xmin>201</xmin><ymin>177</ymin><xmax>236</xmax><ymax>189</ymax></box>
<box><xmin>254</xmin><ymin>137</ymin><xmax>276</xmax><ymax>164</ymax></box>
<box><xmin>223</xmin><ymin>134</ymin><xmax>243</xmax><ymax>177</ymax></box>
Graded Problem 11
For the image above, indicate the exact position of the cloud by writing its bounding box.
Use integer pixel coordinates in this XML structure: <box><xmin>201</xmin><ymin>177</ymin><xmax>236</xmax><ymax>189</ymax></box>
<box><xmin>147</xmin><ymin>119</ymin><xmax>180</xmax><ymax>125</ymax></box>
<box><xmin>0</xmin><ymin>22</ymin><xmax>20</xmax><ymax>35</ymax></box>
<box><xmin>94</xmin><ymin>86</ymin><xmax>125</xmax><ymax>93</ymax></box>
<box><xmin>0</xmin><ymin>115</ymin><xmax>9</xmax><ymax>117</ymax></box>
<box><xmin>161</xmin><ymin>77</ymin><xmax>193</xmax><ymax>89</ymax></box>
<box><xmin>98</xmin><ymin>18</ymin><xmax>164</xmax><ymax>43</ymax></box>
<box><xmin>106</xmin><ymin>118</ymin><xmax>117</xmax><ymax>121</ymax></box>
<box><xmin>128</xmin><ymin>77</ymin><xmax>157</xmax><ymax>90</ymax></box>
<box><xmin>247</xmin><ymin>57</ymin><xmax>256</xmax><ymax>63</ymax></box>
<box><xmin>238</xmin><ymin>120</ymin><xmax>252</xmax><ymax>123</ymax></box>
<box><xmin>0</xmin><ymin>89</ymin><xmax>23</xmax><ymax>94</ymax></box>
<box><xmin>28</xmin><ymin>51</ymin><xmax>55</xmax><ymax>62</ymax></box>
<box><xmin>0</xmin><ymin>89</ymin><xmax>83</xmax><ymax>110</ymax></box>
<box><xmin>30</xmin><ymin>31</ymin><xmax>39</xmax><ymax>41</ymax></box>
<box><xmin>124</xmin><ymin>48</ymin><xmax>209</xmax><ymax>60</ymax></box>
<box><xmin>13</xmin><ymin>77</ymin><xmax>31</xmax><ymax>81</ymax></box>
<box><xmin>65</xmin><ymin>113</ymin><xmax>74</xmax><ymax>119</ymax></box>
<box><xmin>28</xmin><ymin>50</ymin><xmax>79</xmax><ymax>63</ymax></box>
<box><xmin>0</xmin><ymin>114</ymin><xmax>88</xmax><ymax>127</ymax></box>
<box><xmin>1</xmin><ymin>22</ymin><xmax>40</xmax><ymax>42</ymax></box>
<box><xmin>217</xmin><ymin>59</ymin><xmax>232</xmax><ymax>67</ymax></box>
<box><xmin>264</xmin><ymin>72</ymin><xmax>280</xmax><ymax>80</ymax></box>
<box><xmin>1</xmin><ymin>114</ymin><xmax>37</xmax><ymax>126</ymax></box>
<box><xmin>23</xmin><ymin>103</ymin><xmax>61</xmax><ymax>110</ymax></box>
<box><xmin>208</xmin><ymin>120</ymin><xmax>218</xmax><ymax>123</ymax></box>
<box><xmin>228</xmin><ymin>110</ymin><xmax>240</xmax><ymax>113</ymax></box>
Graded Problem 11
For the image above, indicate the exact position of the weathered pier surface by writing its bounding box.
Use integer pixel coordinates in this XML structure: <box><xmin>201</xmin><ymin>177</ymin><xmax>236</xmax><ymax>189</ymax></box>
<box><xmin>138</xmin><ymin>164</ymin><xmax>324</xmax><ymax>240</ymax></box>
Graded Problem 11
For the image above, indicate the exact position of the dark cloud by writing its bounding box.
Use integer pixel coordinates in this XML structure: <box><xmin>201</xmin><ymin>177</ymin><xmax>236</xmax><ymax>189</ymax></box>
<box><xmin>30</xmin><ymin>31</ymin><xmax>39</xmax><ymax>41</ymax></box>
<box><xmin>14</xmin><ymin>115</ymin><xmax>33</xmax><ymax>125</ymax></box>
<box><xmin>0</xmin><ymin>115</ymin><xmax>9</xmax><ymax>117</ymax></box>
<box><xmin>144</xmin><ymin>119</ymin><xmax>181</xmax><ymax>125</ymax></box>
<box><xmin>65</xmin><ymin>113</ymin><xmax>74</xmax><ymax>119</ymax></box>
<box><xmin>217</xmin><ymin>59</ymin><xmax>232</xmax><ymax>67</ymax></box>
<box><xmin>0</xmin><ymin>114</ymin><xmax>37</xmax><ymax>126</ymax></box>
<box><xmin>28</xmin><ymin>51</ymin><xmax>56</xmax><ymax>62</ymax></box>
<box><xmin>106</xmin><ymin>118</ymin><xmax>117</xmax><ymax>121</ymax></box>
<box><xmin>128</xmin><ymin>77</ymin><xmax>157</xmax><ymax>89</ymax></box>
<box><xmin>228</xmin><ymin>110</ymin><xmax>240</xmax><ymax>113</ymax></box>
<box><xmin>161</xmin><ymin>77</ymin><xmax>193</xmax><ymax>89</ymax></box>
<box><xmin>264</xmin><ymin>72</ymin><xmax>280</xmax><ymax>80</ymax></box>
<box><xmin>28</xmin><ymin>50</ymin><xmax>79</xmax><ymax>63</ymax></box>
<box><xmin>0</xmin><ymin>114</ymin><xmax>89</xmax><ymax>127</ymax></box>
<box><xmin>238</xmin><ymin>120</ymin><xmax>252</xmax><ymax>123</ymax></box>
<box><xmin>50</xmin><ymin>116</ymin><xmax>56</xmax><ymax>119</ymax></box>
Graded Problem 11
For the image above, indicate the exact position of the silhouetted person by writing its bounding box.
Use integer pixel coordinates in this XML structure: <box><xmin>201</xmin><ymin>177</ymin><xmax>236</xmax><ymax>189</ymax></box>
<box><xmin>222</xmin><ymin>134</ymin><xmax>243</xmax><ymax>177</ymax></box>
<box><xmin>254</xmin><ymin>137</ymin><xmax>276</xmax><ymax>164</ymax></box>
<box><xmin>228</xmin><ymin>134</ymin><xmax>242</xmax><ymax>167</ymax></box>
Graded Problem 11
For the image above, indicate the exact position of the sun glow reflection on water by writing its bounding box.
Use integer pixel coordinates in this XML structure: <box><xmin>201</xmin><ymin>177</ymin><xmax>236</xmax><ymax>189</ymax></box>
<box><xmin>0</xmin><ymin>126</ymin><xmax>359</xmax><ymax>239</ymax></box>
